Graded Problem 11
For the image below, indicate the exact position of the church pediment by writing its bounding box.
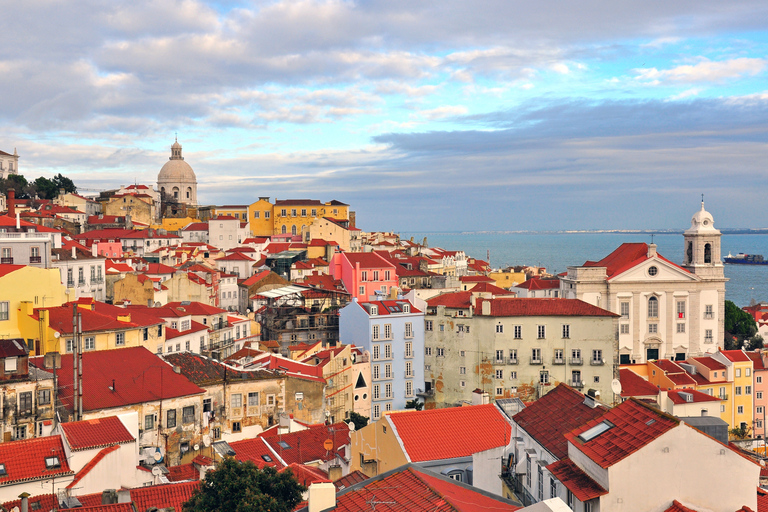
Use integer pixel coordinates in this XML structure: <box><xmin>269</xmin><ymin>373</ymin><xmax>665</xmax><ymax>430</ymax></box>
<box><xmin>609</xmin><ymin>256</ymin><xmax>700</xmax><ymax>283</ymax></box>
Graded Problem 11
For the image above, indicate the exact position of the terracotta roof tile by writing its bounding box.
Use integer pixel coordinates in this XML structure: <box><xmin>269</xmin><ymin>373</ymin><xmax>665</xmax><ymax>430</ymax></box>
<box><xmin>167</xmin><ymin>462</ymin><xmax>201</xmax><ymax>481</ymax></box>
<box><xmin>0</xmin><ymin>436</ymin><xmax>73</xmax><ymax>485</ymax></box>
<box><xmin>619</xmin><ymin>368</ymin><xmax>660</xmax><ymax>397</ymax></box>
<box><xmin>667</xmin><ymin>389</ymin><xmax>722</xmax><ymax>404</ymax></box>
<box><xmin>343</xmin><ymin>252</ymin><xmax>396</xmax><ymax>270</ymax></box>
<box><xmin>565</xmin><ymin>398</ymin><xmax>679</xmax><ymax>468</ymax></box>
<box><xmin>427</xmin><ymin>291</ymin><xmax>474</xmax><ymax>309</ymax></box>
<box><xmin>477</xmin><ymin>298</ymin><xmax>618</xmax><ymax>317</ymax></box>
<box><xmin>720</xmin><ymin>350</ymin><xmax>752</xmax><ymax>363</ymax></box>
<box><xmin>260</xmin><ymin>422</ymin><xmax>349</xmax><ymax>465</ymax></box>
<box><xmin>60</xmin><ymin>416</ymin><xmax>135</xmax><ymax>450</ymax></box>
<box><xmin>664</xmin><ymin>500</ymin><xmax>700</xmax><ymax>512</ymax></box>
<box><xmin>334</xmin><ymin>469</ymin><xmax>369</xmax><ymax>490</ymax></box>
<box><xmin>547</xmin><ymin>458</ymin><xmax>608</xmax><ymax>502</ymax></box>
<box><xmin>282</xmin><ymin>463</ymin><xmax>330</xmax><ymax>486</ymax></box>
<box><xmin>514</xmin><ymin>278</ymin><xmax>561</xmax><ymax>290</ymax></box>
<box><xmin>513</xmin><ymin>384</ymin><xmax>608</xmax><ymax>459</ymax></box>
<box><xmin>690</xmin><ymin>356</ymin><xmax>727</xmax><ymax>370</ymax></box>
<box><xmin>130</xmin><ymin>481</ymin><xmax>199</xmax><ymax>512</ymax></box>
<box><xmin>229</xmin><ymin>436</ymin><xmax>285</xmax><ymax>469</ymax></box>
<box><xmin>583</xmin><ymin>242</ymin><xmax>690</xmax><ymax>279</ymax></box>
<box><xmin>388</xmin><ymin>404</ymin><xmax>510</xmax><ymax>462</ymax></box>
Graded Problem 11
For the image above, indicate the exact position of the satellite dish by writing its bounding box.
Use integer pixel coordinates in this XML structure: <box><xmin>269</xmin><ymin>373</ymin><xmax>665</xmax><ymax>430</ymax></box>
<box><xmin>152</xmin><ymin>451</ymin><xmax>162</xmax><ymax>462</ymax></box>
<box><xmin>348</xmin><ymin>422</ymin><xmax>355</xmax><ymax>432</ymax></box>
<box><xmin>54</xmin><ymin>332</ymin><xmax>61</xmax><ymax>339</ymax></box>
<box><xmin>193</xmin><ymin>444</ymin><xmax>200</xmax><ymax>451</ymax></box>
<box><xmin>151</xmin><ymin>466</ymin><xmax>163</xmax><ymax>476</ymax></box>
<box><xmin>611</xmin><ymin>379</ymin><xmax>622</xmax><ymax>395</ymax></box>
<box><xmin>203</xmin><ymin>435</ymin><xmax>211</xmax><ymax>447</ymax></box>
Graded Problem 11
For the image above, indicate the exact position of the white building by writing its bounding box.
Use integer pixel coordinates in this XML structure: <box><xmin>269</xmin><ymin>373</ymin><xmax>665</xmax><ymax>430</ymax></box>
<box><xmin>560</xmin><ymin>202</ymin><xmax>726</xmax><ymax>364</ymax></box>
<box><xmin>157</xmin><ymin>139</ymin><xmax>197</xmax><ymax>205</ymax></box>
<box><xmin>0</xmin><ymin>148</ymin><xmax>19</xmax><ymax>180</ymax></box>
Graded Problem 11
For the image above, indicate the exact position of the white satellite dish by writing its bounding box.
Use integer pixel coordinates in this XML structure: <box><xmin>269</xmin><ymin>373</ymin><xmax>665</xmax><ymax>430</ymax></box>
<box><xmin>153</xmin><ymin>451</ymin><xmax>162</xmax><ymax>462</ymax></box>
<box><xmin>203</xmin><ymin>435</ymin><xmax>212</xmax><ymax>447</ymax></box>
<box><xmin>152</xmin><ymin>466</ymin><xmax>163</xmax><ymax>476</ymax></box>
<box><xmin>611</xmin><ymin>379</ymin><xmax>622</xmax><ymax>395</ymax></box>
<box><xmin>193</xmin><ymin>444</ymin><xmax>200</xmax><ymax>451</ymax></box>
<box><xmin>348</xmin><ymin>422</ymin><xmax>355</xmax><ymax>432</ymax></box>
<box><xmin>54</xmin><ymin>332</ymin><xmax>61</xmax><ymax>339</ymax></box>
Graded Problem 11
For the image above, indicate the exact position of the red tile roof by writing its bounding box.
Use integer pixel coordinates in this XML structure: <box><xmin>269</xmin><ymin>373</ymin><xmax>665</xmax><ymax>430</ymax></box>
<box><xmin>459</xmin><ymin>275</ymin><xmax>494</xmax><ymax>283</ymax></box>
<box><xmin>514</xmin><ymin>278</ymin><xmax>561</xmax><ymax>290</ymax></box>
<box><xmin>344</xmin><ymin>252</ymin><xmax>396</xmax><ymax>270</ymax></box>
<box><xmin>476</xmin><ymin>298</ymin><xmax>618</xmax><ymax>317</ymax></box>
<box><xmin>0</xmin><ymin>436</ymin><xmax>73</xmax><ymax>485</ymax></box>
<box><xmin>747</xmin><ymin>351</ymin><xmax>766</xmax><ymax>370</ymax></box>
<box><xmin>260</xmin><ymin>422</ymin><xmax>349</xmax><ymax>465</ymax></box>
<box><xmin>0</xmin><ymin>264</ymin><xmax>25</xmax><ymax>278</ymax></box>
<box><xmin>130</xmin><ymin>481</ymin><xmax>199</xmax><ymax>512</ymax></box>
<box><xmin>665</xmin><ymin>501</ymin><xmax>699</xmax><ymax>512</ymax></box>
<box><xmin>60</xmin><ymin>416</ymin><xmax>135</xmax><ymax>451</ymax></box>
<box><xmin>2</xmin><ymin>494</ymin><xmax>58</xmax><ymax>512</ymax></box>
<box><xmin>229</xmin><ymin>436</ymin><xmax>285</xmax><ymax>469</ymax></box>
<box><xmin>583</xmin><ymin>242</ymin><xmax>690</xmax><ymax>279</ymax></box>
<box><xmin>358</xmin><ymin>300</ymin><xmax>422</xmax><ymax>316</ymax></box>
<box><xmin>66</xmin><ymin>444</ymin><xmax>120</xmax><ymax>489</ymax></box>
<box><xmin>427</xmin><ymin>291</ymin><xmax>474</xmax><ymax>309</ymax></box>
<box><xmin>327</xmin><ymin>466</ymin><xmax>520</xmax><ymax>512</ymax></box>
<box><xmin>619</xmin><ymin>368</ymin><xmax>659</xmax><ymax>397</ymax></box>
<box><xmin>720</xmin><ymin>350</ymin><xmax>752</xmax><ymax>363</ymax></box>
<box><xmin>690</xmin><ymin>356</ymin><xmax>727</xmax><ymax>371</ymax></box>
<box><xmin>387</xmin><ymin>404</ymin><xmax>510</xmax><ymax>463</ymax></box>
<box><xmin>513</xmin><ymin>384</ymin><xmax>608</xmax><ymax>459</ymax></box>
<box><xmin>334</xmin><ymin>469</ymin><xmax>369</xmax><ymax>490</ymax></box>
<box><xmin>667</xmin><ymin>389</ymin><xmax>722</xmax><ymax>405</ymax></box>
<box><xmin>29</xmin><ymin>347</ymin><xmax>204</xmax><ymax>412</ymax></box>
<box><xmin>77</xmin><ymin>504</ymin><xmax>134</xmax><ymax>512</ymax></box>
<box><xmin>282</xmin><ymin>463</ymin><xmax>330</xmax><ymax>486</ymax></box>
<box><xmin>566</xmin><ymin>398</ymin><xmax>679</xmax><ymax>468</ymax></box>
<box><xmin>547</xmin><ymin>458</ymin><xmax>608</xmax><ymax>502</ymax></box>
<box><xmin>164</xmin><ymin>301</ymin><xmax>227</xmax><ymax>316</ymax></box>
<box><xmin>168</xmin><ymin>462</ymin><xmax>201</xmax><ymax>481</ymax></box>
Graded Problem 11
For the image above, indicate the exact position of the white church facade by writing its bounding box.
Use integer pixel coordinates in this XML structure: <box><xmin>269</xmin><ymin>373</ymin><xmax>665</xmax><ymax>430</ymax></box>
<box><xmin>157</xmin><ymin>139</ymin><xmax>198</xmax><ymax>205</ymax></box>
<box><xmin>560</xmin><ymin>202</ymin><xmax>726</xmax><ymax>363</ymax></box>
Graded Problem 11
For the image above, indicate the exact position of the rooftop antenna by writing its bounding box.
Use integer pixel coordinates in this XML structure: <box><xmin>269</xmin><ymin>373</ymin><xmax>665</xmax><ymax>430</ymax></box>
<box><xmin>366</xmin><ymin>493</ymin><xmax>395</xmax><ymax>511</ymax></box>
<box><xmin>175</xmin><ymin>131</ymin><xmax>178</xmax><ymax>142</ymax></box>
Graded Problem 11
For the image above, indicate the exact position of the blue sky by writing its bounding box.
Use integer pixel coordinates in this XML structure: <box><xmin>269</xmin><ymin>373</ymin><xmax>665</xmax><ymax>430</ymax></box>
<box><xmin>3</xmin><ymin>1</ymin><xmax>768</xmax><ymax>231</ymax></box>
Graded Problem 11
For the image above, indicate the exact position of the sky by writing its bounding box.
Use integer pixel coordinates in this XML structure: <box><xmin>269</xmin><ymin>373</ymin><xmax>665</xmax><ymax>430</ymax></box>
<box><xmin>3</xmin><ymin>0</ymin><xmax>768</xmax><ymax>232</ymax></box>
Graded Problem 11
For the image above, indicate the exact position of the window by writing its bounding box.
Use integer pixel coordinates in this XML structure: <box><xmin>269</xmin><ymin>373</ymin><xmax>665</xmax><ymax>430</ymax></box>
<box><xmin>384</xmin><ymin>324</ymin><xmax>392</xmax><ymax>339</ymax></box>
<box><xmin>425</xmin><ymin>347</ymin><xmax>432</xmax><ymax>356</ymax></box>
<box><xmin>496</xmin><ymin>369</ymin><xmax>503</xmax><ymax>379</ymax></box>
<box><xmin>372</xmin><ymin>325</ymin><xmax>380</xmax><ymax>340</ymax></box>
<box><xmin>385</xmin><ymin>364</ymin><xmax>392</xmax><ymax>378</ymax></box>
<box><xmin>405</xmin><ymin>342</ymin><xmax>412</xmax><ymax>358</ymax></box>
<box><xmin>385</xmin><ymin>383</ymin><xmax>392</xmax><ymax>398</ymax></box>
<box><xmin>425</xmin><ymin>320</ymin><xmax>433</xmax><ymax>331</ymax></box>
<box><xmin>361</xmin><ymin>271</ymin><xmax>368</xmax><ymax>282</ymax></box>
<box><xmin>291</xmin><ymin>209</ymin><xmax>297</xmax><ymax>217</ymax></box>
<box><xmin>496</xmin><ymin>324</ymin><xmax>504</xmax><ymax>333</ymax></box>
<box><xmin>373</xmin><ymin>384</ymin><xmax>380</xmax><ymax>399</ymax></box>
<box><xmin>405</xmin><ymin>323</ymin><xmax>413</xmax><ymax>338</ymax></box>
<box><xmin>676</xmin><ymin>323</ymin><xmax>685</xmax><ymax>333</ymax></box>
<box><xmin>509</xmin><ymin>349</ymin><xmax>518</xmax><ymax>362</ymax></box>
<box><xmin>406</xmin><ymin>381</ymin><xmax>413</xmax><ymax>396</ymax></box>
<box><xmin>758</xmin><ymin>392</ymin><xmax>764</xmax><ymax>400</ymax></box>
<box><xmin>705</xmin><ymin>305</ymin><xmax>714</xmax><ymax>319</ymax></box>
<box><xmin>143</xmin><ymin>328</ymin><xmax>149</xmax><ymax>341</ymax></box>
<box><xmin>738</xmin><ymin>406</ymin><xmax>744</xmax><ymax>414</ymax></box>
<box><xmin>203</xmin><ymin>398</ymin><xmax>212</xmax><ymax>413</ymax></box>
<box><xmin>384</xmin><ymin>344</ymin><xmax>392</xmax><ymax>359</ymax></box>
<box><xmin>592</xmin><ymin>350</ymin><xmax>603</xmax><ymax>364</ymax></box>
<box><xmin>248</xmin><ymin>392</ymin><xmax>259</xmax><ymax>406</ymax></box>
<box><xmin>311</xmin><ymin>208</ymin><xmax>317</xmax><ymax>216</ymax></box>
<box><xmin>746</xmin><ymin>386</ymin><xmax>752</xmax><ymax>395</ymax></box>
<box><xmin>550</xmin><ymin>477</ymin><xmax>557</xmax><ymax>498</ymax></box>
<box><xmin>301</xmin><ymin>208</ymin><xmax>307</xmax><ymax>216</ymax></box>
<box><xmin>19</xmin><ymin>392</ymin><xmax>32</xmax><ymax>415</ymax></box>
<box><xmin>648</xmin><ymin>266</ymin><xmax>658</xmax><ymax>277</ymax></box>
<box><xmin>373</xmin><ymin>365</ymin><xmax>380</xmax><ymax>380</ymax></box>
<box><xmin>373</xmin><ymin>404</ymin><xmax>380</xmax><ymax>420</ymax></box>
<box><xmin>747</xmin><ymin>368</ymin><xmax>752</xmax><ymax>377</ymax></box>
<box><xmin>676</xmin><ymin>300</ymin><xmax>686</xmax><ymax>319</ymax></box>
<box><xmin>537</xmin><ymin>325</ymin><xmax>546</xmax><ymax>339</ymax></box>
<box><xmin>373</xmin><ymin>271</ymin><xmax>379</xmax><ymax>281</ymax></box>
<box><xmin>537</xmin><ymin>465</ymin><xmax>544</xmax><ymax>501</ymax></box>
<box><xmin>115</xmin><ymin>332</ymin><xmax>125</xmax><ymax>346</ymax></box>
<box><xmin>405</xmin><ymin>361</ymin><xmax>413</xmax><ymax>377</ymax></box>
<box><xmin>736</xmin><ymin>369</ymin><xmax>741</xmax><ymax>378</ymax></box>
<box><xmin>183</xmin><ymin>406</ymin><xmax>195</xmax><ymax>424</ymax></box>
<box><xmin>620</xmin><ymin>301</ymin><xmax>630</xmax><ymax>318</ymax></box>
<box><xmin>526</xmin><ymin>455</ymin><xmax>532</xmax><ymax>487</ymax></box>
<box><xmin>562</xmin><ymin>324</ymin><xmax>570</xmax><ymax>338</ymax></box>
<box><xmin>38</xmin><ymin>389</ymin><xmax>51</xmax><ymax>406</ymax></box>
<box><xmin>496</xmin><ymin>349</ymin><xmax>504</xmax><ymax>363</ymax></box>
<box><xmin>554</xmin><ymin>349</ymin><xmax>564</xmax><ymax>362</ymax></box>
<box><xmin>511</xmin><ymin>371</ymin><xmax>517</xmax><ymax>379</ymax></box>
<box><xmin>648</xmin><ymin>323</ymin><xmax>658</xmax><ymax>334</ymax></box>
<box><xmin>735</xmin><ymin>386</ymin><xmax>742</xmax><ymax>396</ymax></box>
<box><xmin>4</xmin><ymin>357</ymin><xmax>17</xmax><ymax>373</ymax></box>
<box><xmin>496</xmin><ymin>387</ymin><xmax>503</xmax><ymax>396</ymax></box>
<box><xmin>185</xmin><ymin>341</ymin><xmax>190</xmax><ymax>351</ymax></box>
<box><xmin>460</xmin><ymin>350</ymin><xmax>465</xmax><ymax>357</ymax></box>
<box><xmin>231</xmin><ymin>393</ymin><xmax>243</xmax><ymax>408</ymax></box>
<box><xmin>439</xmin><ymin>324</ymin><xmax>445</xmax><ymax>331</ymax></box>
<box><xmin>540</xmin><ymin>371</ymin><xmax>550</xmax><ymax>385</ymax></box>
<box><xmin>13</xmin><ymin>426</ymin><xmax>26</xmax><ymax>440</ymax></box>
<box><xmin>85</xmin><ymin>337</ymin><xmax>96</xmax><ymax>350</ymax></box>
<box><xmin>145</xmin><ymin>414</ymin><xmax>154</xmax><ymax>430</ymax></box>
<box><xmin>567</xmin><ymin>490</ymin><xmax>574</xmax><ymax>509</ymax></box>
<box><xmin>514</xmin><ymin>325</ymin><xmax>522</xmax><ymax>339</ymax></box>
<box><xmin>648</xmin><ymin>296</ymin><xmax>659</xmax><ymax>318</ymax></box>
<box><xmin>233</xmin><ymin>421</ymin><xmax>242</xmax><ymax>433</ymax></box>
<box><xmin>460</xmin><ymin>366</ymin><xmax>466</xmax><ymax>374</ymax></box>
<box><xmin>532</xmin><ymin>348</ymin><xmax>541</xmax><ymax>363</ymax></box>
<box><xmin>265</xmin><ymin>210</ymin><xmax>270</xmax><ymax>219</ymax></box>
<box><xmin>0</xmin><ymin>301</ymin><xmax>8</xmax><ymax>321</ymax></box>
<box><xmin>705</xmin><ymin>329</ymin><xmax>713</xmax><ymax>343</ymax></box>
<box><xmin>620</xmin><ymin>323</ymin><xmax>629</xmax><ymax>334</ymax></box>
<box><xmin>759</xmin><ymin>407</ymin><xmax>764</xmax><ymax>414</ymax></box>
<box><xmin>373</xmin><ymin>345</ymin><xmax>380</xmax><ymax>360</ymax></box>
<box><xmin>253</xmin><ymin>211</ymin><xmax>259</xmax><ymax>218</ymax></box>
<box><xmin>436</xmin><ymin>348</ymin><xmax>445</xmax><ymax>357</ymax></box>
<box><xmin>167</xmin><ymin>409</ymin><xmax>177</xmax><ymax>428</ymax></box>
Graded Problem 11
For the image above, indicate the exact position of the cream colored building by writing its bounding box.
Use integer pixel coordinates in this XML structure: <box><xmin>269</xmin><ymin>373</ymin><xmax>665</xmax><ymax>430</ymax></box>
<box><xmin>561</xmin><ymin>203</ymin><xmax>726</xmax><ymax>364</ymax></box>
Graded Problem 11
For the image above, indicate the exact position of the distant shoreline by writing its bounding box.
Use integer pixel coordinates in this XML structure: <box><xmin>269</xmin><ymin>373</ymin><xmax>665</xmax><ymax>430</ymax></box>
<box><xmin>400</xmin><ymin>229</ymin><xmax>768</xmax><ymax>236</ymax></box>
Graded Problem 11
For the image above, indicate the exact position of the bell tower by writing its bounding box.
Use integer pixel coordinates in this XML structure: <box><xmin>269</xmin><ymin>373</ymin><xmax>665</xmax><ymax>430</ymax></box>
<box><xmin>682</xmin><ymin>199</ymin><xmax>723</xmax><ymax>280</ymax></box>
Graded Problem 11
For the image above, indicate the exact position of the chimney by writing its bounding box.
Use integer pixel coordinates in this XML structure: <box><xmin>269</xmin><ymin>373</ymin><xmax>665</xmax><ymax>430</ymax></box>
<box><xmin>7</xmin><ymin>189</ymin><xmax>15</xmax><ymax>217</ymax></box>
<box><xmin>72</xmin><ymin>246</ymin><xmax>77</xmax><ymax>259</ymax></box>
<box><xmin>307</xmin><ymin>482</ymin><xmax>335</xmax><ymax>512</ymax></box>
<box><xmin>18</xmin><ymin>492</ymin><xmax>30</xmax><ymax>512</ymax></box>
<box><xmin>16</xmin><ymin>211</ymin><xmax>20</xmax><ymax>230</ymax></box>
<box><xmin>648</xmin><ymin>243</ymin><xmax>657</xmax><ymax>258</ymax></box>
<box><xmin>117</xmin><ymin>490</ymin><xmax>131</xmax><ymax>503</ymax></box>
<box><xmin>102</xmin><ymin>489</ymin><xmax>118</xmax><ymax>505</ymax></box>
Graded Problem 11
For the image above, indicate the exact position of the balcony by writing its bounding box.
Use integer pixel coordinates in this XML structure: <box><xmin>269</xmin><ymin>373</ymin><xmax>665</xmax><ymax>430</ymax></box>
<box><xmin>494</xmin><ymin>358</ymin><xmax>506</xmax><ymax>366</ymax></box>
<box><xmin>0</xmin><ymin>257</ymin><xmax>13</xmax><ymax>264</ymax></box>
<box><xmin>569</xmin><ymin>380</ymin><xmax>584</xmax><ymax>388</ymax></box>
<box><xmin>530</xmin><ymin>357</ymin><xmax>543</xmax><ymax>365</ymax></box>
<box><xmin>704</xmin><ymin>312</ymin><xmax>714</xmax><ymax>319</ymax></box>
<box><xmin>508</xmin><ymin>357</ymin><xmax>518</xmax><ymax>365</ymax></box>
<box><xmin>78</xmin><ymin>279</ymin><xmax>86</xmax><ymax>286</ymax></box>
<box><xmin>29</xmin><ymin>256</ymin><xmax>42</xmax><ymax>264</ymax></box>
<box><xmin>404</xmin><ymin>371</ymin><xmax>413</xmax><ymax>378</ymax></box>
<box><xmin>569</xmin><ymin>357</ymin><xmax>583</xmax><ymax>365</ymax></box>
<box><xmin>67</xmin><ymin>280</ymin><xmax>75</xmax><ymax>288</ymax></box>
<box><xmin>590</xmin><ymin>359</ymin><xmax>605</xmax><ymax>366</ymax></box>
<box><xmin>718</xmin><ymin>394</ymin><xmax>729</xmax><ymax>400</ymax></box>
<box><xmin>92</xmin><ymin>277</ymin><xmax>104</xmax><ymax>284</ymax></box>
<box><xmin>704</xmin><ymin>336</ymin><xmax>714</xmax><ymax>344</ymax></box>
<box><xmin>552</xmin><ymin>358</ymin><xmax>565</xmax><ymax>365</ymax></box>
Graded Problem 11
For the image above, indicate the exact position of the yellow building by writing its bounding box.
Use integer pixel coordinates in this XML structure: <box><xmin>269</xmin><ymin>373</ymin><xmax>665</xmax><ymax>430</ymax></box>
<box><xmin>247</xmin><ymin>197</ymin><xmax>274</xmax><ymax>237</ymax></box>
<box><xmin>488</xmin><ymin>269</ymin><xmax>526</xmax><ymax>289</ymax></box>
<box><xmin>715</xmin><ymin>350</ymin><xmax>755</xmax><ymax>433</ymax></box>
<box><xmin>214</xmin><ymin>205</ymin><xmax>248</xmax><ymax>220</ymax></box>
<box><xmin>243</xmin><ymin>198</ymin><xmax>349</xmax><ymax>238</ymax></box>
<box><xmin>20</xmin><ymin>300</ymin><xmax>165</xmax><ymax>356</ymax></box>
<box><xmin>0</xmin><ymin>265</ymin><xmax>67</xmax><ymax>349</ymax></box>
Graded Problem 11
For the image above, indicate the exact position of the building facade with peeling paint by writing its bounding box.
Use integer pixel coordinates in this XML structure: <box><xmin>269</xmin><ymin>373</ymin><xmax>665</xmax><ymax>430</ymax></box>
<box><xmin>424</xmin><ymin>293</ymin><xmax>619</xmax><ymax>406</ymax></box>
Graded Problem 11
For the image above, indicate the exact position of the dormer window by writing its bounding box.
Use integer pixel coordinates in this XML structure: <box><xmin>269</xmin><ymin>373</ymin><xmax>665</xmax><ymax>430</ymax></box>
<box><xmin>403</xmin><ymin>304</ymin><xmax>410</xmax><ymax>313</ymax></box>
<box><xmin>370</xmin><ymin>305</ymin><xmax>378</xmax><ymax>315</ymax></box>
<box><xmin>45</xmin><ymin>456</ymin><xmax>61</xmax><ymax>469</ymax></box>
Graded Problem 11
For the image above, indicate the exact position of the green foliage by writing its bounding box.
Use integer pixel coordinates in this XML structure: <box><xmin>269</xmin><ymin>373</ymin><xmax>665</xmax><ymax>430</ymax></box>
<box><xmin>0</xmin><ymin>173</ymin><xmax>76</xmax><ymax>200</ymax></box>
<box><xmin>405</xmin><ymin>399</ymin><xmax>423</xmax><ymax>411</ymax></box>
<box><xmin>729</xmin><ymin>425</ymin><xmax>751</xmax><ymax>440</ymax></box>
<box><xmin>347</xmin><ymin>411</ymin><xmax>369</xmax><ymax>430</ymax></box>
<box><xmin>183</xmin><ymin>458</ymin><xmax>306</xmax><ymax>512</ymax></box>
<box><xmin>0</xmin><ymin>175</ymin><xmax>30</xmax><ymax>197</ymax></box>
<box><xmin>724</xmin><ymin>300</ymin><xmax>759</xmax><ymax>350</ymax></box>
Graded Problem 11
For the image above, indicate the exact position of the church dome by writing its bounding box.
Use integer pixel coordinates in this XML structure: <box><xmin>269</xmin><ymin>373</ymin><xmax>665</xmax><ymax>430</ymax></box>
<box><xmin>158</xmin><ymin>140</ymin><xmax>197</xmax><ymax>184</ymax></box>
<box><xmin>685</xmin><ymin>201</ymin><xmax>719</xmax><ymax>234</ymax></box>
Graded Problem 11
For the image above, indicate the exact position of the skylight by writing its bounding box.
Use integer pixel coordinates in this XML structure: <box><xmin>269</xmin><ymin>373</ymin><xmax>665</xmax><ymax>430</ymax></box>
<box><xmin>578</xmin><ymin>421</ymin><xmax>614</xmax><ymax>443</ymax></box>
<box><xmin>0</xmin><ymin>464</ymin><xmax>6</xmax><ymax>476</ymax></box>
<box><xmin>45</xmin><ymin>456</ymin><xmax>61</xmax><ymax>469</ymax></box>
<box><xmin>261</xmin><ymin>454</ymin><xmax>273</xmax><ymax>462</ymax></box>
<box><xmin>278</xmin><ymin>441</ymin><xmax>291</xmax><ymax>450</ymax></box>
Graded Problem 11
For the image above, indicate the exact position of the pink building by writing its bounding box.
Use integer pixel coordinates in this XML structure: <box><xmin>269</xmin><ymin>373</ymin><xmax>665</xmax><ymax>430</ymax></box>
<box><xmin>747</xmin><ymin>350</ymin><xmax>768</xmax><ymax>438</ymax></box>
<box><xmin>331</xmin><ymin>252</ymin><xmax>397</xmax><ymax>302</ymax></box>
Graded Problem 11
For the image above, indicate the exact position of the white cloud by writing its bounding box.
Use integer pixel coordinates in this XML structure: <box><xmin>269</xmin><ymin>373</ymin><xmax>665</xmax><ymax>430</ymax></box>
<box><xmin>667</xmin><ymin>88</ymin><xmax>702</xmax><ymax>100</ymax></box>
<box><xmin>417</xmin><ymin>105</ymin><xmax>469</xmax><ymax>120</ymax></box>
<box><xmin>634</xmin><ymin>57</ymin><xmax>767</xmax><ymax>84</ymax></box>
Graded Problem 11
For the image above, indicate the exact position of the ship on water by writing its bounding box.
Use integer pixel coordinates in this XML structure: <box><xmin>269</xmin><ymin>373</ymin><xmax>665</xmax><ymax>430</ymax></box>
<box><xmin>724</xmin><ymin>253</ymin><xmax>768</xmax><ymax>265</ymax></box>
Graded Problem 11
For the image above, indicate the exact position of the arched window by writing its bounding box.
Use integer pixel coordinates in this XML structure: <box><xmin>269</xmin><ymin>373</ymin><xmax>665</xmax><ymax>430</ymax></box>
<box><xmin>687</xmin><ymin>242</ymin><xmax>693</xmax><ymax>264</ymax></box>
<box><xmin>704</xmin><ymin>243</ymin><xmax>712</xmax><ymax>263</ymax></box>
<box><xmin>187</xmin><ymin>187</ymin><xmax>192</xmax><ymax>199</ymax></box>
<box><xmin>648</xmin><ymin>296</ymin><xmax>659</xmax><ymax>318</ymax></box>
<box><xmin>291</xmin><ymin>225</ymin><xmax>297</xmax><ymax>236</ymax></box>
<box><xmin>281</xmin><ymin>225</ymin><xmax>287</xmax><ymax>234</ymax></box>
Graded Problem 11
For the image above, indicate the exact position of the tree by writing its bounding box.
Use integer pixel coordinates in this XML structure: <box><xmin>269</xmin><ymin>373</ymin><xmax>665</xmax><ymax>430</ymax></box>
<box><xmin>724</xmin><ymin>300</ymin><xmax>758</xmax><ymax>350</ymax></box>
<box><xmin>405</xmin><ymin>399</ymin><xmax>423</xmax><ymax>411</ymax></box>
<box><xmin>346</xmin><ymin>411</ymin><xmax>369</xmax><ymax>430</ymax></box>
<box><xmin>183</xmin><ymin>458</ymin><xmax>306</xmax><ymax>512</ymax></box>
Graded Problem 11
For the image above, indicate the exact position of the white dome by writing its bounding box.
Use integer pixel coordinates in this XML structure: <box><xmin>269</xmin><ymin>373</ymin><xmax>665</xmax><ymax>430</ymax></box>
<box><xmin>685</xmin><ymin>201</ymin><xmax>719</xmax><ymax>234</ymax></box>
<box><xmin>158</xmin><ymin>158</ymin><xmax>196</xmax><ymax>183</ymax></box>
